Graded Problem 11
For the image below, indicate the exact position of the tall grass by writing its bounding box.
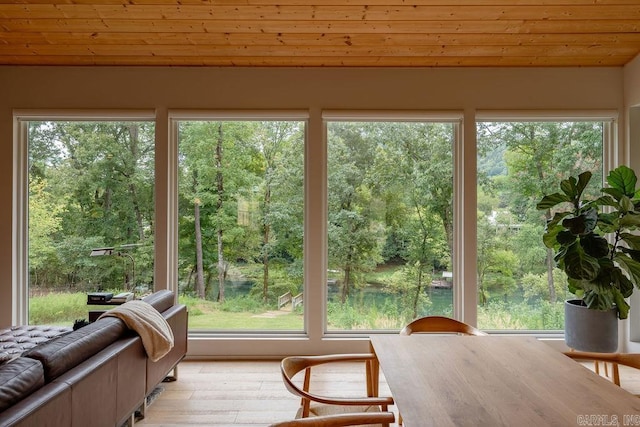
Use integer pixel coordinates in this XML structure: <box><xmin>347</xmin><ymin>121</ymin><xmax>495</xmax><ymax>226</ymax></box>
<box><xmin>28</xmin><ymin>290</ymin><xmax>564</xmax><ymax>332</ymax></box>
<box><xmin>29</xmin><ymin>292</ymin><xmax>93</xmax><ymax>325</ymax></box>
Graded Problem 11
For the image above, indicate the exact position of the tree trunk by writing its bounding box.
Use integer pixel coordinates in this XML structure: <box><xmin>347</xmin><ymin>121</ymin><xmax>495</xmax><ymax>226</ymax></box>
<box><xmin>342</xmin><ymin>264</ymin><xmax>351</xmax><ymax>304</ymax></box>
<box><xmin>412</xmin><ymin>264</ymin><xmax>423</xmax><ymax>319</ymax></box>
<box><xmin>127</xmin><ymin>124</ymin><xmax>145</xmax><ymax>241</ymax></box>
<box><xmin>194</xmin><ymin>196</ymin><xmax>205</xmax><ymax>299</ymax></box>
<box><xmin>263</xmin><ymin>186</ymin><xmax>271</xmax><ymax>303</ymax></box>
<box><xmin>128</xmin><ymin>183</ymin><xmax>145</xmax><ymax>241</ymax></box>
<box><xmin>216</xmin><ymin>124</ymin><xmax>226</xmax><ymax>303</ymax></box>
<box><xmin>342</xmin><ymin>246</ymin><xmax>354</xmax><ymax>304</ymax></box>
<box><xmin>192</xmin><ymin>169</ymin><xmax>205</xmax><ymax>299</ymax></box>
<box><xmin>546</xmin><ymin>246</ymin><xmax>557</xmax><ymax>303</ymax></box>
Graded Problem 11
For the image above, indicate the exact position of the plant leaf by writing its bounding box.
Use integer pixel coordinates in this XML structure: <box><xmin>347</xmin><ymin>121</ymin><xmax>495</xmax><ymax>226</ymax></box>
<box><xmin>575</xmin><ymin>171</ymin><xmax>593</xmax><ymax>198</ymax></box>
<box><xmin>608</xmin><ymin>266</ymin><xmax>634</xmax><ymax>298</ymax></box>
<box><xmin>546</xmin><ymin>211</ymin><xmax>571</xmax><ymax>229</ymax></box>
<box><xmin>607</xmin><ymin>165</ymin><xmax>637</xmax><ymax>197</ymax></box>
<box><xmin>619</xmin><ymin>212</ymin><xmax>640</xmax><ymax>229</ymax></box>
<box><xmin>612</xmin><ymin>287</ymin><xmax>630</xmax><ymax>320</ymax></box>
<box><xmin>542</xmin><ymin>224</ymin><xmax>564</xmax><ymax>248</ymax></box>
<box><xmin>620</xmin><ymin>233</ymin><xmax>640</xmax><ymax>250</ymax></box>
<box><xmin>594</xmin><ymin>194</ymin><xmax>617</xmax><ymax>207</ymax></box>
<box><xmin>567</xmin><ymin>278</ymin><xmax>584</xmax><ymax>296</ymax></box>
<box><xmin>602</xmin><ymin>187</ymin><xmax>625</xmax><ymax>202</ymax></box>
<box><xmin>620</xmin><ymin>195</ymin><xmax>635</xmax><ymax>213</ymax></box>
<box><xmin>580</xmin><ymin>233</ymin><xmax>609</xmax><ymax>258</ymax></box>
<box><xmin>537</xmin><ymin>193</ymin><xmax>571</xmax><ymax>210</ymax></box>
<box><xmin>597</xmin><ymin>211</ymin><xmax>619</xmax><ymax>234</ymax></box>
<box><xmin>560</xmin><ymin>175</ymin><xmax>579</xmax><ymax>199</ymax></box>
<box><xmin>561</xmin><ymin>208</ymin><xmax>597</xmax><ymax>235</ymax></box>
<box><xmin>562</xmin><ymin>242</ymin><xmax>600</xmax><ymax>281</ymax></box>
<box><xmin>614</xmin><ymin>253</ymin><xmax>640</xmax><ymax>289</ymax></box>
<box><xmin>582</xmin><ymin>287</ymin><xmax>614</xmax><ymax>312</ymax></box>
<box><xmin>556</xmin><ymin>230</ymin><xmax>577</xmax><ymax>246</ymax></box>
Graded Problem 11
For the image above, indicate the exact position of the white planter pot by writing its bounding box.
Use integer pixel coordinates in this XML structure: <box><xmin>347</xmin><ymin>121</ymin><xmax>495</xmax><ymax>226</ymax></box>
<box><xmin>564</xmin><ymin>299</ymin><xmax>618</xmax><ymax>353</ymax></box>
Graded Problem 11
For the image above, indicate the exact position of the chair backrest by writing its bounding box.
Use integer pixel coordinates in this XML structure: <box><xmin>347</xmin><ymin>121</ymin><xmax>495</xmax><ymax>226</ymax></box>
<box><xmin>280</xmin><ymin>354</ymin><xmax>395</xmax><ymax>417</ymax></box>
<box><xmin>400</xmin><ymin>316</ymin><xmax>487</xmax><ymax>336</ymax></box>
<box><xmin>269</xmin><ymin>411</ymin><xmax>396</xmax><ymax>427</ymax></box>
<box><xmin>563</xmin><ymin>351</ymin><xmax>640</xmax><ymax>388</ymax></box>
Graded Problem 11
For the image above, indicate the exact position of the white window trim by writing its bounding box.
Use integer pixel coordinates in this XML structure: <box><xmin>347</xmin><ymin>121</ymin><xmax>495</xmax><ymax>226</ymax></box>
<box><xmin>13</xmin><ymin>109</ymin><xmax>621</xmax><ymax>355</ymax></box>
<box><xmin>475</xmin><ymin>111</ymin><xmax>619</xmax><ymax>336</ymax></box>
<box><xmin>322</xmin><ymin>111</ymin><xmax>466</xmax><ymax>333</ymax></box>
<box><xmin>167</xmin><ymin>111</ymin><xmax>312</xmax><ymax>337</ymax></box>
<box><xmin>13</xmin><ymin>110</ymin><xmax>155</xmax><ymax>325</ymax></box>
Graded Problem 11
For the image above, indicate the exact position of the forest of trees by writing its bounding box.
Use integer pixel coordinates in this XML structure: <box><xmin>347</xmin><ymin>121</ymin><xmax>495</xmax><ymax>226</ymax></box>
<box><xmin>26</xmin><ymin>118</ymin><xmax>604</xmax><ymax>330</ymax></box>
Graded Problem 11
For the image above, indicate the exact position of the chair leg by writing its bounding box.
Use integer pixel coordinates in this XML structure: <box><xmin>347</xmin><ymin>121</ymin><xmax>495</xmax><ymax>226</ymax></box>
<box><xmin>612</xmin><ymin>362</ymin><xmax>620</xmax><ymax>386</ymax></box>
<box><xmin>301</xmin><ymin>368</ymin><xmax>312</xmax><ymax>418</ymax></box>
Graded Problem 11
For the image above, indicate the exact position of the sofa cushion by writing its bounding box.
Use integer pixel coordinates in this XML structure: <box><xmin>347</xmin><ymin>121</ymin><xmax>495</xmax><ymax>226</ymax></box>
<box><xmin>0</xmin><ymin>357</ymin><xmax>44</xmax><ymax>412</ymax></box>
<box><xmin>142</xmin><ymin>290</ymin><xmax>175</xmax><ymax>313</ymax></box>
<box><xmin>0</xmin><ymin>325</ymin><xmax>72</xmax><ymax>364</ymax></box>
<box><xmin>23</xmin><ymin>317</ymin><xmax>127</xmax><ymax>382</ymax></box>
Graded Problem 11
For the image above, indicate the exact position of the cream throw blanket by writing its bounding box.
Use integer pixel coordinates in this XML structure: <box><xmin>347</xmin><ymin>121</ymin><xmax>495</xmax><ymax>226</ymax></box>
<box><xmin>99</xmin><ymin>300</ymin><xmax>174</xmax><ymax>362</ymax></box>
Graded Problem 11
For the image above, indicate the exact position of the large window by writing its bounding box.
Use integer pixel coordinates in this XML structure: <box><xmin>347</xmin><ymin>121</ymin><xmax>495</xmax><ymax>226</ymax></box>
<box><xmin>15</xmin><ymin>110</ymin><xmax>618</xmax><ymax>348</ymax></box>
<box><xmin>24</xmin><ymin>118</ymin><xmax>155</xmax><ymax>325</ymax></box>
<box><xmin>326</xmin><ymin>118</ymin><xmax>456</xmax><ymax>330</ymax></box>
<box><xmin>476</xmin><ymin>119</ymin><xmax>607</xmax><ymax>330</ymax></box>
<box><xmin>176</xmin><ymin>118</ymin><xmax>305</xmax><ymax>331</ymax></box>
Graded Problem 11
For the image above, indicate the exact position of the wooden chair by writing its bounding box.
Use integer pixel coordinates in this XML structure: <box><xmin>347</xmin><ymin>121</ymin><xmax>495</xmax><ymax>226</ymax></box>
<box><xmin>400</xmin><ymin>315</ymin><xmax>488</xmax><ymax>336</ymax></box>
<box><xmin>563</xmin><ymin>351</ymin><xmax>640</xmax><ymax>395</ymax></box>
<box><xmin>269</xmin><ymin>411</ymin><xmax>396</xmax><ymax>427</ymax></box>
<box><xmin>280</xmin><ymin>354</ymin><xmax>394</xmax><ymax>426</ymax></box>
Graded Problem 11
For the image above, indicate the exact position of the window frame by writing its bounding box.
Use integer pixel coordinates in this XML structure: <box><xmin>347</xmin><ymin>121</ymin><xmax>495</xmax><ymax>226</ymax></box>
<box><xmin>322</xmin><ymin>110</ymin><xmax>465</xmax><ymax>334</ymax></box>
<box><xmin>13</xmin><ymin>110</ymin><xmax>156</xmax><ymax>325</ymax></box>
<box><xmin>168</xmin><ymin>110</ymin><xmax>310</xmax><ymax>335</ymax></box>
<box><xmin>12</xmin><ymin>108</ymin><xmax>620</xmax><ymax>355</ymax></box>
<box><xmin>474</xmin><ymin>110</ymin><xmax>618</xmax><ymax>334</ymax></box>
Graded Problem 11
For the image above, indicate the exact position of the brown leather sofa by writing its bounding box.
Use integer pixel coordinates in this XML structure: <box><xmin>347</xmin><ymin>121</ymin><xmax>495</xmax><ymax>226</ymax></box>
<box><xmin>0</xmin><ymin>290</ymin><xmax>187</xmax><ymax>427</ymax></box>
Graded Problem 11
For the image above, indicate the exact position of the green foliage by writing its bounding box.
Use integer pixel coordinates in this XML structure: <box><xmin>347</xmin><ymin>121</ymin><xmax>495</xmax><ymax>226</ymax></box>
<box><xmin>220</xmin><ymin>295</ymin><xmax>268</xmax><ymax>314</ymax></box>
<box><xmin>28</xmin><ymin>121</ymin><xmax>155</xmax><ymax>299</ymax></box>
<box><xmin>27</xmin><ymin>119</ymin><xmax>608</xmax><ymax>331</ymax></box>
<box><xmin>538</xmin><ymin>165</ymin><xmax>640</xmax><ymax>319</ymax></box>
<box><xmin>521</xmin><ymin>271</ymin><xmax>569</xmax><ymax>303</ymax></box>
<box><xmin>28</xmin><ymin>178</ymin><xmax>64</xmax><ymax>276</ymax></box>
<box><xmin>327</xmin><ymin>298</ymin><xmax>410</xmax><ymax>330</ymax></box>
<box><xmin>478</xmin><ymin>300</ymin><xmax>565</xmax><ymax>330</ymax></box>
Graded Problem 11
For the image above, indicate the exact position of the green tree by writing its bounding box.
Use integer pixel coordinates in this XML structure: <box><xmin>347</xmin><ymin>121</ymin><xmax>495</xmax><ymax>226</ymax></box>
<box><xmin>477</xmin><ymin>212</ymin><xmax>518</xmax><ymax>306</ymax></box>
<box><xmin>28</xmin><ymin>179</ymin><xmax>63</xmax><ymax>287</ymax></box>
<box><xmin>477</xmin><ymin>122</ymin><xmax>602</xmax><ymax>304</ymax></box>
<box><xmin>328</xmin><ymin>122</ymin><xmax>383</xmax><ymax>303</ymax></box>
<box><xmin>373</xmin><ymin>122</ymin><xmax>452</xmax><ymax>317</ymax></box>
<box><xmin>252</xmin><ymin>121</ymin><xmax>304</xmax><ymax>302</ymax></box>
<box><xmin>28</xmin><ymin>121</ymin><xmax>155</xmax><ymax>292</ymax></box>
<box><xmin>178</xmin><ymin>121</ymin><xmax>256</xmax><ymax>301</ymax></box>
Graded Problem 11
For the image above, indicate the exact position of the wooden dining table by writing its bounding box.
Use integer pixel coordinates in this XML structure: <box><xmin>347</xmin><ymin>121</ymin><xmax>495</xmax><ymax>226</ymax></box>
<box><xmin>370</xmin><ymin>335</ymin><xmax>640</xmax><ymax>427</ymax></box>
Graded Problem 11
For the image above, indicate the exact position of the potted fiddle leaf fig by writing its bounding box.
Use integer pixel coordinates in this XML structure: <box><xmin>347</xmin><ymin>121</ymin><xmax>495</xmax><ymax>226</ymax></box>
<box><xmin>536</xmin><ymin>165</ymin><xmax>640</xmax><ymax>352</ymax></box>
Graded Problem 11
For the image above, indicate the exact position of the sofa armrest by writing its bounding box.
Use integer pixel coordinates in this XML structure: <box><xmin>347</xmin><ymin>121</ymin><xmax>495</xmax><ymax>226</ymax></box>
<box><xmin>142</xmin><ymin>290</ymin><xmax>175</xmax><ymax>313</ymax></box>
<box><xmin>146</xmin><ymin>304</ymin><xmax>187</xmax><ymax>394</ymax></box>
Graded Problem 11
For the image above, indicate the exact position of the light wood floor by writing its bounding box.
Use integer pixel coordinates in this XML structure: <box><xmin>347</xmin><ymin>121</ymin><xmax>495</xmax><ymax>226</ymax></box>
<box><xmin>136</xmin><ymin>359</ymin><xmax>639</xmax><ymax>427</ymax></box>
<box><xmin>136</xmin><ymin>359</ymin><xmax>397</xmax><ymax>427</ymax></box>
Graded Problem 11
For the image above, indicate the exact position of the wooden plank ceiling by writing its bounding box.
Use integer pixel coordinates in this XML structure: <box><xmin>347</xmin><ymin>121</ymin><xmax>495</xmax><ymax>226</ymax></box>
<box><xmin>0</xmin><ymin>0</ymin><xmax>639</xmax><ymax>67</ymax></box>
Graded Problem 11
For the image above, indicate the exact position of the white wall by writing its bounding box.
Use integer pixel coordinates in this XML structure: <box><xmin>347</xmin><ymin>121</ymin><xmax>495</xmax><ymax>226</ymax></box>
<box><xmin>0</xmin><ymin>66</ymin><xmax>626</xmax><ymax>356</ymax></box>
